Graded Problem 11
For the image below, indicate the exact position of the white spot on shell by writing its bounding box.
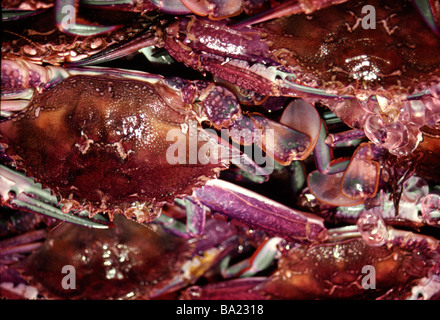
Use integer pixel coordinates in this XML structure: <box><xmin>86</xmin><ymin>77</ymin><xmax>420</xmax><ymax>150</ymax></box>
<box><xmin>23</xmin><ymin>45</ymin><xmax>37</xmax><ymax>56</ymax></box>
<box><xmin>180</xmin><ymin>123</ymin><xmax>189</xmax><ymax>134</ymax></box>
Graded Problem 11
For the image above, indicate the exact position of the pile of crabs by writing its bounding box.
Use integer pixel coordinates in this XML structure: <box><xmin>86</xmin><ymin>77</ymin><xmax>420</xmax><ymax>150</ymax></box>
<box><xmin>0</xmin><ymin>0</ymin><xmax>439</xmax><ymax>299</ymax></box>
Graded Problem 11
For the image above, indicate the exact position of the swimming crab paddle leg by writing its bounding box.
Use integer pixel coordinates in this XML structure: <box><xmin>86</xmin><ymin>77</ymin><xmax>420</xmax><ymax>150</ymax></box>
<box><xmin>307</xmin><ymin>143</ymin><xmax>380</xmax><ymax>207</ymax></box>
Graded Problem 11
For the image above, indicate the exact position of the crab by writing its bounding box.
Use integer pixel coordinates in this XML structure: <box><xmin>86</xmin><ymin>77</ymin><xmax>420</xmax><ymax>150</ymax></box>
<box><xmin>0</xmin><ymin>209</ymin><xmax>243</xmax><ymax>299</ymax></box>
<box><xmin>1</xmin><ymin>179</ymin><xmax>439</xmax><ymax>299</ymax></box>
<box><xmin>1</xmin><ymin>0</ymin><xmax>440</xmax><ymax>300</ymax></box>
<box><xmin>1</xmin><ymin>59</ymin><xmax>322</xmax><ymax>223</ymax></box>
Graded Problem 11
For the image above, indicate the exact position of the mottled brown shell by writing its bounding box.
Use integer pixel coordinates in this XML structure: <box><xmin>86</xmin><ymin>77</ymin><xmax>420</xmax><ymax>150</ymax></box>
<box><xmin>0</xmin><ymin>75</ymin><xmax>226</xmax><ymax>222</ymax></box>
<box><xmin>261</xmin><ymin>0</ymin><xmax>440</xmax><ymax>96</ymax></box>
<box><xmin>262</xmin><ymin>238</ymin><xmax>430</xmax><ymax>299</ymax></box>
<box><xmin>18</xmin><ymin>216</ymin><xmax>193</xmax><ymax>299</ymax></box>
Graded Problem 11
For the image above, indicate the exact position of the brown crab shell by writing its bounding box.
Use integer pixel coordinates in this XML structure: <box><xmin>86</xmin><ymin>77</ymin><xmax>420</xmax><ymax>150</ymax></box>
<box><xmin>16</xmin><ymin>215</ymin><xmax>194</xmax><ymax>299</ymax></box>
<box><xmin>0</xmin><ymin>75</ymin><xmax>226</xmax><ymax>222</ymax></box>
<box><xmin>260</xmin><ymin>0</ymin><xmax>440</xmax><ymax>97</ymax></box>
<box><xmin>261</xmin><ymin>238</ymin><xmax>432</xmax><ymax>299</ymax></box>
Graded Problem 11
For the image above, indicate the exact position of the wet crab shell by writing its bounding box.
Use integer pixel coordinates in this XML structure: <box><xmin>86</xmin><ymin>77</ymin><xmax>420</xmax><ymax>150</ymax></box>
<box><xmin>12</xmin><ymin>215</ymin><xmax>236</xmax><ymax>299</ymax></box>
<box><xmin>1</xmin><ymin>0</ymin><xmax>440</xmax><ymax>302</ymax></box>
<box><xmin>0</xmin><ymin>74</ymin><xmax>227</xmax><ymax>222</ymax></box>
<box><xmin>163</xmin><ymin>0</ymin><xmax>440</xmax><ymax>157</ymax></box>
<box><xmin>259</xmin><ymin>0</ymin><xmax>440</xmax><ymax>96</ymax></box>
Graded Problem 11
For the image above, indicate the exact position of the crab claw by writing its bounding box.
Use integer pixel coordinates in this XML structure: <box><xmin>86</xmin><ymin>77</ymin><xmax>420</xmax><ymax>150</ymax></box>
<box><xmin>307</xmin><ymin>143</ymin><xmax>380</xmax><ymax>206</ymax></box>
<box><xmin>1</xmin><ymin>59</ymin><xmax>70</xmax><ymax>92</ymax></box>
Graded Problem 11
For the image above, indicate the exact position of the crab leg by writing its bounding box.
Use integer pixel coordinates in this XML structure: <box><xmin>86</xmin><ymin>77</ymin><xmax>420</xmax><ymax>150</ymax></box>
<box><xmin>307</xmin><ymin>143</ymin><xmax>380</xmax><ymax>207</ymax></box>
<box><xmin>413</xmin><ymin>0</ymin><xmax>440</xmax><ymax>36</ymax></box>
<box><xmin>149</xmin><ymin>219</ymin><xmax>241</xmax><ymax>298</ymax></box>
<box><xmin>2</xmin><ymin>9</ymin><xmax>47</xmax><ymax>21</ymax></box>
<box><xmin>221</xmin><ymin>237</ymin><xmax>283</xmax><ymax>278</ymax></box>
<box><xmin>221</xmin><ymin>98</ymin><xmax>321</xmax><ymax>166</ymax></box>
<box><xmin>155</xmin><ymin>197</ymin><xmax>207</xmax><ymax>239</ymax></box>
<box><xmin>65</xmin><ymin>31</ymin><xmax>159</xmax><ymax>67</ymax></box>
<box><xmin>180</xmin><ymin>277</ymin><xmax>268</xmax><ymax>300</ymax></box>
<box><xmin>333</xmin><ymin>175</ymin><xmax>439</xmax><ymax>228</ymax></box>
<box><xmin>0</xmin><ymin>165</ymin><xmax>110</xmax><ymax>229</ymax></box>
<box><xmin>0</xmin><ymin>229</ymin><xmax>47</xmax><ymax>257</ymax></box>
<box><xmin>200</xmin><ymin>128</ymin><xmax>272</xmax><ymax>182</ymax></box>
<box><xmin>276</xmin><ymin>98</ymin><xmax>321</xmax><ymax>161</ymax></box>
<box><xmin>325</xmin><ymin>129</ymin><xmax>366</xmax><ymax>148</ymax></box>
<box><xmin>1</xmin><ymin>58</ymin><xmax>164</xmax><ymax>93</ymax></box>
<box><xmin>307</xmin><ymin>160</ymin><xmax>359</xmax><ymax>206</ymax></box>
<box><xmin>341</xmin><ymin>143</ymin><xmax>380</xmax><ymax>199</ymax></box>
<box><xmin>313</xmin><ymin>119</ymin><xmax>332</xmax><ymax>173</ymax></box>
<box><xmin>192</xmin><ymin>179</ymin><xmax>328</xmax><ymax>243</ymax></box>
<box><xmin>1</xmin><ymin>59</ymin><xmax>70</xmax><ymax>92</ymax></box>
<box><xmin>357</xmin><ymin>208</ymin><xmax>439</xmax><ymax>251</ymax></box>
<box><xmin>386</xmin><ymin>227</ymin><xmax>439</xmax><ymax>252</ymax></box>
